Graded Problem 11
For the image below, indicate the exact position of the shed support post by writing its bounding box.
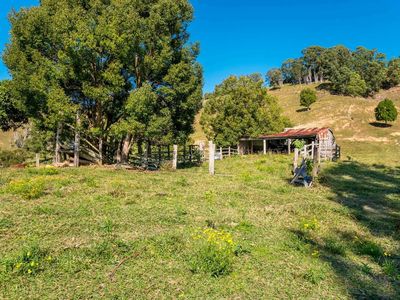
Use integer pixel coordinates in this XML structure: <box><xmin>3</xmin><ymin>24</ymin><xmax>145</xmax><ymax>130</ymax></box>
<box><xmin>172</xmin><ymin>145</ymin><xmax>178</xmax><ymax>170</ymax></box>
<box><xmin>263</xmin><ymin>139</ymin><xmax>267</xmax><ymax>155</ymax></box>
<box><xmin>209</xmin><ymin>141</ymin><xmax>215</xmax><ymax>175</ymax></box>
<box><xmin>287</xmin><ymin>139</ymin><xmax>291</xmax><ymax>155</ymax></box>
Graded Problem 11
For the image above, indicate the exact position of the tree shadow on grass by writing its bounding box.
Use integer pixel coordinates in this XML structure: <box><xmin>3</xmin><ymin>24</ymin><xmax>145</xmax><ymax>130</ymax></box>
<box><xmin>306</xmin><ymin>162</ymin><xmax>400</xmax><ymax>298</ymax></box>
<box><xmin>369</xmin><ymin>122</ymin><xmax>393</xmax><ymax>128</ymax></box>
<box><xmin>320</xmin><ymin>162</ymin><xmax>400</xmax><ymax>239</ymax></box>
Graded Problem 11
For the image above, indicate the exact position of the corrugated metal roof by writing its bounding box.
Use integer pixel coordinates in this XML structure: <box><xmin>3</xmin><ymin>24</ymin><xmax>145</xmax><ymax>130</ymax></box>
<box><xmin>259</xmin><ymin>128</ymin><xmax>331</xmax><ymax>140</ymax></box>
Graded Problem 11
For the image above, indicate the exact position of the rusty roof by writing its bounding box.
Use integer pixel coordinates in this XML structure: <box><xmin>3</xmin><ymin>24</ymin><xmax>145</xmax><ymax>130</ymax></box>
<box><xmin>259</xmin><ymin>127</ymin><xmax>331</xmax><ymax>140</ymax></box>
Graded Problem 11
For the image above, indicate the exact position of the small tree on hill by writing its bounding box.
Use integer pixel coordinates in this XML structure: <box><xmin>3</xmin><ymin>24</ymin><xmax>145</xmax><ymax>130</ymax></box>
<box><xmin>300</xmin><ymin>88</ymin><xmax>317</xmax><ymax>110</ymax></box>
<box><xmin>266</xmin><ymin>68</ymin><xmax>283</xmax><ymax>88</ymax></box>
<box><xmin>375</xmin><ymin>99</ymin><xmax>398</xmax><ymax>125</ymax></box>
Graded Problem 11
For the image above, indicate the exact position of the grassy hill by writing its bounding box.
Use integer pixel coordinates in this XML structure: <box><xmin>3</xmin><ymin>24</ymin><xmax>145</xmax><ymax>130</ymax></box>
<box><xmin>192</xmin><ymin>84</ymin><xmax>400</xmax><ymax>165</ymax></box>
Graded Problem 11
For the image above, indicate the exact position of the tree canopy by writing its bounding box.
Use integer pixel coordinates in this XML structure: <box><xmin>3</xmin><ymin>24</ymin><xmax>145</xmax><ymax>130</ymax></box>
<box><xmin>299</xmin><ymin>88</ymin><xmax>317</xmax><ymax>110</ymax></box>
<box><xmin>3</xmin><ymin>0</ymin><xmax>203</xmax><ymax>163</ymax></box>
<box><xmin>200</xmin><ymin>75</ymin><xmax>290</xmax><ymax>146</ymax></box>
<box><xmin>375</xmin><ymin>99</ymin><xmax>398</xmax><ymax>124</ymax></box>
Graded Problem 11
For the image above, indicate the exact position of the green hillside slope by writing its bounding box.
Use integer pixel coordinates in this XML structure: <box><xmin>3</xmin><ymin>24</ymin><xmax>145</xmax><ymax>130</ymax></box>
<box><xmin>192</xmin><ymin>85</ymin><xmax>400</xmax><ymax>165</ymax></box>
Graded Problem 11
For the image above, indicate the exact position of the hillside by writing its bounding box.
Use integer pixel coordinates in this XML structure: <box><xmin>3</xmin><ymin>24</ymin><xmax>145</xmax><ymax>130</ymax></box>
<box><xmin>192</xmin><ymin>85</ymin><xmax>400</xmax><ymax>165</ymax></box>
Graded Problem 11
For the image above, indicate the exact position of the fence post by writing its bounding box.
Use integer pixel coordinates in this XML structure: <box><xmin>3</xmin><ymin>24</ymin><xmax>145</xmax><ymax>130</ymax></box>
<box><xmin>303</xmin><ymin>145</ymin><xmax>307</xmax><ymax>158</ymax></box>
<box><xmin>228</xmin><ymin>146</ymin><xmax>231</xmax><ymax>157</ymax></box>
<box><xmin>312</xmin><ymin>144</ymin><xmax>319</xmax><ymax>177</ymax></box>
<box><xmin>311</xmin><ymin>141</ymin><xmax>315</xmax><ymax>159</ymax></box>
<box><xmin>220</xmin><ymin>147</ymin><xmax>223</xmax><ymax>160</ymax></box>
<box><xmin>35</xmin><ymin>153</ymin><xmax>40</xmax><ymax>168</ymax></box>
<box><xmin>209</xmin><ymin>141</ymin><xmax>215</xmax><ymax>175</ymax></box>
<box><xmin>172</xmin><ymin>145</ymin><xmax>178</xmax><ymax>170</ymax></box>
<box><xmin>199</xmin><ymin>142</ymin><xmax>205</xmax><ymax>162</ymax></box>
<box><xmin>293</xmin><ymin>148</ymin><xmax>298</xmax><ymax>174</ymax></box>
<box><xmin>263</xmin><ymin>139</ymin><xmax>267</xmax><ymax>155</ymax></box>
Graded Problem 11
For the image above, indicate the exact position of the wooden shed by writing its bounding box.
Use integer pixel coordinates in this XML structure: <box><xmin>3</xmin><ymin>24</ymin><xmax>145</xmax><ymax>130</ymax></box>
<box><xmin>239</xmin><ymin>127</ymin><xmax>339</xmax><ymax>160</ymax></box>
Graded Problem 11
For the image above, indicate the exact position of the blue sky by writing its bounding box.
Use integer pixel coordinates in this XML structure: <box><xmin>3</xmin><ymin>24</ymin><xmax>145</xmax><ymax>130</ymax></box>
<box><xmin>1</xmin><ymin>0</ymin><xmax>400</xmax><ymax>92</ymax></box>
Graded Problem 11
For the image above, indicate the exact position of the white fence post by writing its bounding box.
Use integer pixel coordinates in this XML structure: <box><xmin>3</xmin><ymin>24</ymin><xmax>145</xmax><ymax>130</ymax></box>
<box><xmin>263</xmin><ymin>139</ymin><xmax>267</xmax><ymax>155</ymax></box>
<box><xmin>228</xmin><ymin>146</ymin><xmax>231</xmax><ymax>157</ymax></box>
<box><xmin>220</xmin><ymin>147</ymin><xmax>223</xmax><ymax>160</ymax></box>
<box><xmin>311</xmin><ymin>141</ymin><xmax>315</xmax><ymax>159</ymax></box>
<box><xmin>293</xmin><ymin>148</ymin><xmax>299</xmax><ymax>173</ymax></box>
<box><xmin>209</xmin><ymin>141</ymin><xmax>215</xmax><ymax>175</ymax></box>
<box><xmin>303</xmin><ymin>145</ymin><xmax>307</xmax><ymax>158</ymax></box>
<box><xmin>35</xmin><ymin>153</ymin><xmax>40</xmax><ymax>168</ymax></box>
<box><xmin>172</xmin><ymin>145</ymin><xmax>178</xmax><ymax>170</ymax></box>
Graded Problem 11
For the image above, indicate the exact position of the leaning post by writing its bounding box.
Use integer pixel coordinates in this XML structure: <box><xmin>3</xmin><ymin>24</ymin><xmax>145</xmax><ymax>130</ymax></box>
<box><xmin>209</xmin><ymin>141</ymin><xmax>215</xmax><ymax>175</ymax></box>
<box><xmin>172</xmin><ymin>145</ymin><xmax>178</xmax><ymax>170</ymax></box>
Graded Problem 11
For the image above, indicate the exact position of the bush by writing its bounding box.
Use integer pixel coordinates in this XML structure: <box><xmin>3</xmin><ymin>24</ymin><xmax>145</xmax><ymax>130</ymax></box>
<box><xmin>300</xmin><ymin>88</ymin><xmax>317</xmax><ymax>110</ymax></box>
<box><xmin>190</xmin><ymin>228</ymin><xmax>236</xmax><ymax>277</ymax></box>
<box><xmin>375</xmin><ymin>98</ymin><xmax>398</xmax><ymax>124</ymax></box>
<box><xmin>292</xmin><ymin>139</ymin><xmax>306</xmax><ymax>149</ymax></box>
<box><xmin>6</xmin><ymin>178</ymin><xmax>45</xmax><ymax>199</ymax></box>
<box><xmin>0</xmin><ymin>149</ymin><xmax>29</xmax><ymax>168</ymax></box>
<box><xmin>4</xmin><ymin>245</ymin><xmax>54</xmax><ymax>276</ymax></box>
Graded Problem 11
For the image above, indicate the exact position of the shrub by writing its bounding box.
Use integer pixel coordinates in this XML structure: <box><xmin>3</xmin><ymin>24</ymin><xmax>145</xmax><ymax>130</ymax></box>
<box><xmin>6</xmin><ymin>178</ymin><xmax>45</xmax><ymax>199</ymax></box>
<box><xmin>300</xmin><ymin>88</ymin><xmax>317</xmax><ymax>110</ymax></box>
<box><xmin>292</xmin><ymin>139</ymin><xmax>306</xmax><ymax>149</ymax></box>
<box><xmin>5</xmin><ymin>245</ymin><xmax>54</xmax><ymax>276</ymax></box>
<box><xmin>189</xmin><ymin>228</ymin><xmax>236</xmax><ymax>277</ymax></box>
<box><xmin>375</xmin><ymin>98</ymin><xmax>398</xmax><ymax>124</ymax></box>
<box><xmin>0</xmin><ymin>149</ymin><xmax>29</xmax><ymax>168</ymax></box>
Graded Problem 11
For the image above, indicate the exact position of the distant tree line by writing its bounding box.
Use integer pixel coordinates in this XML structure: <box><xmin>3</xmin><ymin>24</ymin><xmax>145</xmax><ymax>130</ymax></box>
<box><xmin>266</xmin><ymin>46</ymin><xmax>400</xmax><ymax>97</ymax></box>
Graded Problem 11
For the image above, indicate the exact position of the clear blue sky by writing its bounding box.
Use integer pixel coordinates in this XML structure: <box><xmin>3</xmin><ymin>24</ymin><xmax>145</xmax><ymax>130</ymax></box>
<box><xmin>1</xmin><ymin>0</ymin><xmax>400</xmax><ymax>92</ymax></box>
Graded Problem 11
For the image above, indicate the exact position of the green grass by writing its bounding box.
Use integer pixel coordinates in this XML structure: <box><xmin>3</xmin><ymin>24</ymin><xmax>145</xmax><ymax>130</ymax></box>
<box><xmin>0</xmin><ymin>154</ymin><xmax>399</xmax><ymax>299</ymax></box>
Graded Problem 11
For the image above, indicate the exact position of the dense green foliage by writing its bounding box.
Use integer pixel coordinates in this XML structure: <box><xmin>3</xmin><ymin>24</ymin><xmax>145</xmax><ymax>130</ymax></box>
<box><xmin>268</xmin><ymin>45</ymin><xmax>400</xmax><ymax>97</ymax></box>
<box><xmin>300</xmin><ymin>88</ymin><xmax>317</xmax><ymax>110</ymax></box>
<box><xmin>0</xmin><ymin>80</ymin><xmax>27</xmax><ymax>131</ymax></box>
<box><xmin>375</xmin><ymin>99</ymin><xmax>398</xmax><ymax>124</ymax></box>
<box><xmin>3</xmin><ymin>0</ymin><xmax>202</xmax><ymax>163</ymax></box>
<box><xmin>200</xmin><ymin>75</ymin><xmax>290</xmax><ymax>146</ymax></box>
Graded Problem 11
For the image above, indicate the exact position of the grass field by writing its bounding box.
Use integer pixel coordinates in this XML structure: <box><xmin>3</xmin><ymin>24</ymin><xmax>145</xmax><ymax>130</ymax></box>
<box><xmin>0</xmin><ymin>154</ymin><xmax>399</xmax><ymax>299</ymax></box>
<box><xmin>1</xmin><ymin>85</ymin><xmax>399</xmax><ymax>299</ymax></box>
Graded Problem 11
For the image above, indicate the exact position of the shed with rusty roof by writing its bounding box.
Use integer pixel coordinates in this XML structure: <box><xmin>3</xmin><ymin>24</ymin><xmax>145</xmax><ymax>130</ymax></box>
<box><xmin>239</xmin><ymin>127</ymin><xmax>338</xmax><ymax>159</ymax></box>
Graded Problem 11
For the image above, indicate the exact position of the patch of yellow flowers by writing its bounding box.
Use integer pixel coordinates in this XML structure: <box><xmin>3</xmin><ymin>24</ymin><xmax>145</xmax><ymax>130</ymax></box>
<box><xmin>193</xmin><ymin>228</ymin><xmax>235</xmax><ymax>250</ymax></box>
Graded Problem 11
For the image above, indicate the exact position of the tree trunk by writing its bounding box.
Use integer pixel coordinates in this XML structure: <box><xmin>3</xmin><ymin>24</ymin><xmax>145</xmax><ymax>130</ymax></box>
<box><xmin>313</xmin><ymin>69</ymin><xmax>317</xmax><ymax>83</ymax></box>
<box><xmin>55</xmin><ymin>123</ymin><xmax>62</xmax><ymax>164</ymax></box>
<box><xmin>98</xmin><ymin>137</ymin><xmax>103</xmax><ymax>165</ymax></box>
<box><xmin>121</xmin><ymin>133</ymin><xmax>132</xmax><ymax>163</ymax></box>
<box><xmin>74</xmin><ymin>111</ymin><xmax>81</xmax><ymax>167</ymax></box>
